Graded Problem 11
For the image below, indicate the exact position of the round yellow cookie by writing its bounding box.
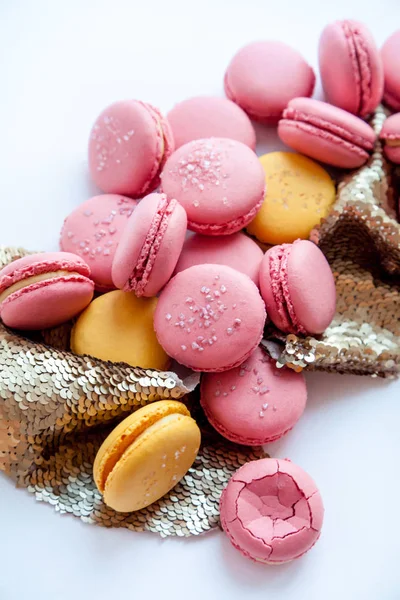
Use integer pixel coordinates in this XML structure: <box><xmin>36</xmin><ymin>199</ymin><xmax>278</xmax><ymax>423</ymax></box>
<box><xmin>247</xmin><ymin>152</ymin><xmax>335</xmax><ymax>244</ymax></box>
<box><xmin>94</xmin><ymin>401</ymin><xmax>201</xmax><ymax>512</ymax></box>
<box><xmin>71</xmin><ymin>290</ymin><xmax>169</xmax><ymax>370</ymax></box>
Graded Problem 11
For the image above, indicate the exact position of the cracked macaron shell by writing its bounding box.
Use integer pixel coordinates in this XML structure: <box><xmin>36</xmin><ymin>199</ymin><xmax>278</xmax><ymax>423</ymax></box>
<box><xmin>200</xmin><ymin>346</ymin><xmax>307</xmax><ymax>445</ymax></box>
<box><xmin>154</xmin><ymin>264</ymin><xmax>266</xmax><ymax>372</ymax></box>
<box><xmin>220</xmin><ymin>458</ymin><xmax>324</xmax><ymax>564</ymax></box>
<box><xmin>160</xmin><ymin>138</ymin><xmax>265</xmax><ymax>236</ymax></box>
<box><xmin>94</xmin><ymin>401</ymin><xmax>201</xmax><ymax>512</ymax></box>
<box><xmin>0</xmin><ymin>252</ymin><xmax>94</xmax><ymax>330</ymax></box>
<box><xmin>381</xmin><ymin>30</ymin><xmax>400</xmax><ymax>111</ymax></box>
<box><xmin>260</xmin><ymin>240</ymin><xmax>336</xmax><ymax>335</ymax></box>
<box><xmin>319</xmin><ymin>20</ymin><xmax>383</xmax><ymax>117</ymax></box>
<box><xmin>112</xmin><ymin>193</ymin><xmax>187</xmax><ymax>297</ymax></box>
<box><xmin>224</xmin><ymin>41</ymin><xmax>315</xmax><ymax>123</ymax></box>
<box><xmin>278</xmin><ymin>97</ymin><xmax>376</xmax><ymax>169</ymax></box>
<box><xmin>88</xmin><ymin>100</ymin><xmax>174</xmax><ymax>197</ymax></box>
<box><xmin>379</xmin><ymin>113</ymin><xmax>400</xmax><ymax>164</ymax></box>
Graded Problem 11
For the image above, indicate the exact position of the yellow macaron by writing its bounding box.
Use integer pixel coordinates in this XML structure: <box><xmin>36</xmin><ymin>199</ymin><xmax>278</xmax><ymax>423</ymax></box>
<box><xmin>247</xmin><ymin>152</ymin><xmax>335</xmax><ymax>245</ymax></box>
<box><xmin>71</xmin><ymin>290</ymin><xmax>169</xmax><ymax>370</ymax></box>
<box><xmin>93</xmin><ymin>401</ymin><xmax>201</xmax><ymax>512</ymax></box>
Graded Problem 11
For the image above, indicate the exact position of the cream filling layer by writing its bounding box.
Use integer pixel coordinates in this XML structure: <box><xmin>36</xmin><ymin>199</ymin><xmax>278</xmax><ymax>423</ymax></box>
<box><xmin>0</xmin><ymin>270</ymin><xmax>80</xmax><ymax>303</ymax></box>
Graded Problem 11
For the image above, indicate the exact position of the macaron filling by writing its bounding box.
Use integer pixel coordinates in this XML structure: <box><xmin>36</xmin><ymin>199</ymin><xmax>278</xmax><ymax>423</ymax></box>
<box><xmin>0</xmin><ymin>270</ymin><xmax>88</xmax><ymax>304</ymax></box>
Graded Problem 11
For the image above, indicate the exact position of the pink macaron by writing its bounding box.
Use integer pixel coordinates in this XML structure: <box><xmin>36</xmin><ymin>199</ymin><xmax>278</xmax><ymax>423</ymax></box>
<box><xmin>161</xmin><ymin>138</ymin><xmax>265</xmax><ymax>235</ymax></box>
<box><xmin>224</xmin><ymin>41</ymin><xmax>315</xmax><ymax>123</ymax></box>
<box><xmin>259</xmin><ymin>240</ymin><xmax>336</xmax><ymax>336</ymax></box>
<box><xmin>112</xmin><ymin>193</ymin><xmax>187</xmax><ymax>297</ymax></box>
<box><xmin>319</xmin><ymin>20</ymin><xmax>383</xmax><ymax>117</ymax></box>
<box><xmin>154</xmin><ymin>264</ymin><xmax>266</xmax><ymax>372</ymax></box>
<box><xmin>220</xmin><ymin>458</ymin><xmax>324</xmax><ymax>564</ymax></box>
<box><xmin>174</xmin><ymin>232</ymin><xmax>263</xmax><ymax>285</ymax></box>
<box><xmin>167</xmin><ymin>96</ymin><xmax>256</xmax><ymax>150</ymax></box>
<box><xmin>0</xmin><ymin>252</ymin><xmax>94</xmax><ymax>330</ymax></box>
<box><xmin>379</xmin><ymin>113</ymin><xmax>400</xmax><ymax>164</ymax></box>
<box><xmin>200</xmin><ymin>346</ymin><xmax>307</xmax><ymax>445</ymax></box>
<box><xmin>278</xmin><ymin>97</ymin><xmax>376</xmax><ymax>169</ymax></box>
<box><xmin>381</xmin><ymin>30</ymin><xmax>400</xmax><ymax>111</ymax></box>
<box><xmin>88</xmin><ymin>100</ymin><xmax>174</xmax><ymax>197</ymax></box>
<box><xmin>60</xmin><ymin>194</ymin><xmax>138</xmax><ymax>292</ymax></box>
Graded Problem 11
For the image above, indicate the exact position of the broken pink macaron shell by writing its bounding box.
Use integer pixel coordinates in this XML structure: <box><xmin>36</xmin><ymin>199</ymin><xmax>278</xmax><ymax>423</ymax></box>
<box><xmin>112</xmin><ymin>193</ymin><xmax>187</xmax><ymax>298</ymax></box>
<box><xmin>0</xmin><ymin>252</ymin><xmax>94</xmax><ymax>330</ymax></box>
<box><xmin>88</xmin><ymin>100</ymin><xmax>174</xmax><ymax>197</ymax></box>
<box><xmin>167</xmin><ymin>96</ymin><xmax>256</xmax><ymax>150</ymax></box>
<box><xmin>220</xmin><ymin>458</ymin><xmax>324</xmax><ymax>564</ymax></box>
<box><xmin>154</xmin><ymin>264</ymin><xmax>266</xmax><ymax>372</ymax></box>
<box><xmin>319</xmin><ymin>20</ymin><xmax>383</xmax><ymax>117</ymax></box>
<box><xmin>174</xmin><ymin>232</ymin><xmax>263</xmax><ymax>285</ymax></box>
<box><xmin>381</xmin><ymin>30</ymin><xmax>400</xmax><ymax>111</ymax></box>
<box><xmin>278</xmin><ymin>97</ymin><xmax>376</xmax><ymax>169</ymax></box>
<box><xmin>260</xmin><ymin>240</ymin><xmax>336</xmax><ymax>336</ymax></box>
<box><xmin>379</xmin><ymin>113</ymin><xmax>400</xmax><ymax>164</ymax></box>
<box><xmin>160</xmin><ymin>138</ymin><xmax>265</xmax><ymax>235</ymax></box>
<box><xmin>224</xmin><ymin>41</ymin><xmax>315</xmax><ymax>123</ymax></box>
<box><xmin>60</xmin><ymin>194</ymin><xmax>138</xmax><ymax>292</ymax></box>
<box><xmin>200</xmin><ymin>346</ymin><xmax>307</xmax><ymax>445</ymax></box>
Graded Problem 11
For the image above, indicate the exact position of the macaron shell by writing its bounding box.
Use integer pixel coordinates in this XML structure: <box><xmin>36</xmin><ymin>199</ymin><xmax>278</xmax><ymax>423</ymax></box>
<box><xmin>319</xmin><ymin>20</ymin><xmax>383</xmax><ymax>116</ymax></box>
<box><xmin>60</xmin><ymin>194</ymin><xmax>138</xmax><ymax>291</ymax></box>
<box><xmin>287</xmin><ymin>240</ymin><xmax>336</xmax><ymax>334</ymax></box>
<box><xmin>174</xmin><ymin>232</ymin><xmax>263</xmax><ymax>285</ymax></box>
<box><xmin>259</xmin><ymin>245</ymin><xmax>292</xmax><ymax>332</ymax></box>
<box><xmin>161</xmin><ymin>138</ymin><xmax>265</xmax><ymax>235</ymax></box>
<box><xmin>167</xmin><ymin>96</ymin><xmax>256</xmax><ymax>150</ymax></box>
<box><xmin>200</xmin><ymin>346</ymin><xmax>307</xmax><ymax>445</ymax></box>
<box><xmin>380</xmin><ymin>113</ymin><xmax>400</xmax><ymax>163</ymax></box>
<box><xmin>103</xmin><ymin>413</ymin><xmax>200</xmax><ymax>512</ymax></box>
<box><xmin>1</xmin><ymin>277</ymin><xmax>94</xmax><ymax>330</ymax></box>
<box><xmin>381</xmin><ymin>30</ymin><xmax>400</xmax><ymax>111</ymax></box>
<box><xmin>71</xmin><ymin>290</ymin><xmax>169</xmax><ymax>370</ymax></box>
<box><xmin>224</xmin><ymin>41</ymin><xmax>315</xmax><ymax>122</ymax></box>
<box><xmin>154</xmin><ymin>264</ymin><xmax>266</xmax><ymax>372</ymax></box>
<box><xmin>0</xmin><ymin>251</ymin><xmax>91</xmax><ymax>282</ymax></box>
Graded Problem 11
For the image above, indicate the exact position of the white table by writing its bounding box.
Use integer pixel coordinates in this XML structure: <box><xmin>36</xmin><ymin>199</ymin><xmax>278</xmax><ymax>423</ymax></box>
<box><xmin>1</xmin><ymin>1</ymin><xmax>399</xmax><ymax>599</ymax></box>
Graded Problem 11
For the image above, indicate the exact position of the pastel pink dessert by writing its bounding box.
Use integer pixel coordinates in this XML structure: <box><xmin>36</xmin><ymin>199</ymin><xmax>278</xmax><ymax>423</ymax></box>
<box><xmin>154</xmin><ymin>264</ymin><xmax>266</xmax><ymax>372</ymax></box>
<box><xmin>0</xmin><ymin>252</ymin><xmax>94</xmax><ymax>330</ymax></box>
<box><xmin>174</xmin><ymin>232</ymin><xmax>263</xmax><ymax>285</ymax></box>
<box><xmin>161</xmin><ymin>138</ymin><xmax>265</xmax><ymax>235</ymax></box>
<box><xmin>112</xmin><ymin>193</ymin><xmax>187</xmax><ymax>297</ymax></box>
<box><xmin>220</xmin><ymin>458</ymin><xmax>324</xmax><ymax>564</ymax></box>
<box><xmin>88</xmin><ymin>100</ymin><xmax>174</xmax><ymax>197</ymax></box>
<box><xmin>379</xmin><ymin>113</ymin><xmax>400</xmax><ymax>164</ymax></box>
<box><xmin>319</xmin><ymin>20</ymin><xmax>383</xmax><ymax>117</ymax></box>
<box><xmin>381</xmin><ymin>30</ymin><xmax>400</xmax><ymax>111</ymax></box>
<box><xmin>259</xmin><ymin>240</ymin><xmax>336</xmax><ymax>336</ymax></box>
<box><xmin>60</xmin><ymin>194</ymin><xmax>138</xmax><ymax>292</ymax></box>
<box><xmin>167</xmin><ymin>96</ymin><xmax>256</xmax><ymax>150</ymax></box>
<box><xmin>200</xmin><ymin>346</ymin><xmax>306</xmax><ymax>445</ymax></box>
<box><xmin>278</xmin><ymin>97</ymin><xmax>376</xmax><ymax>169</ymax></box>
<box><xmin>224</xmin><ymin>41</ymin><xmax>315</xmax><ymax>123</ymax></box>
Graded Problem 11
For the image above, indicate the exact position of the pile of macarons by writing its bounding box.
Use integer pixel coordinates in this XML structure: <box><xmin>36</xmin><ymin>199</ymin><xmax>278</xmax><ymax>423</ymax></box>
<box><xmin>2</xmin><ymin>19</ymin><xmax>400</xmax><ymax>565</ymax></box>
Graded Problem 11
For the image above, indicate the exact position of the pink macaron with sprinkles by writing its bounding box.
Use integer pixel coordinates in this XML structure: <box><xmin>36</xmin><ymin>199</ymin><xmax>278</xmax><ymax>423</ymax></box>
<box><xmin>88</xmin><ymin>100</ymin><xmax>174</xmax><ymax>197</ymax></box>
<box><xmin>154</xmin><ymin>264</ymin><xmax>266</xmax><ymax>372</ymax></box>
<box><xmin>167</xmin><ymin>96</ymin><xmax>256</xmax><ymax>150</ymax></box>
<box><xmin>0</xmin><ymin>252</ymin><xmax>94</xmax><ymax>330</ymax></box>
<box><xmin>278</xmin><ymin>97</ymin><xmax>376</xmax><ymax>169</ymax></box>
<box><xmin>319</xmin><ymin>20</ymin><xmax>383</xmax><ymax>117</ymax></box>
<box><xmin>259</xmin><ymin>240</ymin><xmax>336</xmax><ymax>336</ymax></box>
<box><xmin>200</xmin><ymin>346</ymin><xmax>307</xmax><ymax>445</ymax></box>
<box><xmin>220</xmin><ymin>458</ymin><xmax>324</xmax><ymax>564</ymax></box>
<box><xmin>174</xmin><ymin>232</ymin><xmax>263</xmax><ymax>285</ymax></box>
<box><xmin>161</xmin><ymin>138</ymin><xmax>265</xmax><ymax>235</ymax></box>
<box><xmin>60</xmin><ymin>194</ymin><xmax>138</xmax><ymax>292</ymax></box>
<box><xmin>112</xmin><ymin>193</ymin><xmax>187</xmax><ymax>297</ymax></box>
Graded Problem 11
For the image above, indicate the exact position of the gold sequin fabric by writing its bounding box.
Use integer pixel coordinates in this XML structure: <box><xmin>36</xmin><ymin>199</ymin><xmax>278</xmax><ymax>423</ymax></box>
<box><xmin>0</xmin><ymin>244</ymin><xmax>266</xmax><ymax>536</ymax></box>
<box><xmin>266</xmin><ymin>107</ymin><xmax>400</xmax><ymax>377</ymax></box>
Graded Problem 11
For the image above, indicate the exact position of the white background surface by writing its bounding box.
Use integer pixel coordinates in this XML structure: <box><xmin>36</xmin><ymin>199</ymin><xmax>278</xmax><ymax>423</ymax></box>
<box><xmin>1</xmin><ymin>1</ymin><xmax>400</xmax><ymax>599</ymax></box>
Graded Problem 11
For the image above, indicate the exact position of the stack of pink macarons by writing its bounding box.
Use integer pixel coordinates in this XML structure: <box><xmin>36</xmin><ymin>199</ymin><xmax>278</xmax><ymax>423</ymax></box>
<box><xmin>2</xmin><ymin>18</ymin><xmax>400</xmax><ymax>567</ymax></box>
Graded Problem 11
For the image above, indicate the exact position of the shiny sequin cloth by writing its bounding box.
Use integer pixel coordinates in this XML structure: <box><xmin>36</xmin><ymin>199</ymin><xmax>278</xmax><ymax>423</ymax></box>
<box><xmin>0</xmin><ymin>244</ymin><xmax>266</xmax><ymax>537</ymax></box>
<box><xmin>267</xmin><ymin>107</ymin><xmax>400</xmax><ymax>377</ymax></box>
